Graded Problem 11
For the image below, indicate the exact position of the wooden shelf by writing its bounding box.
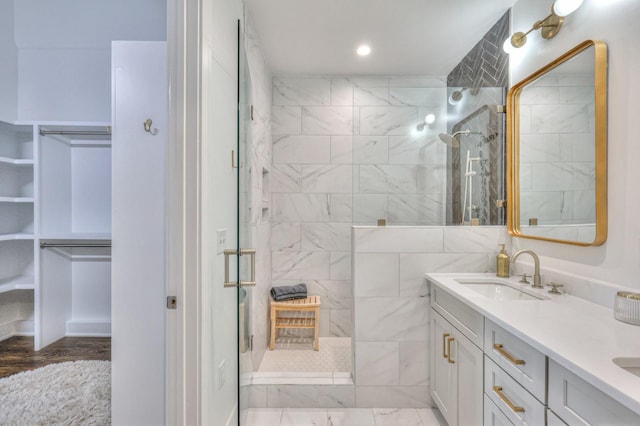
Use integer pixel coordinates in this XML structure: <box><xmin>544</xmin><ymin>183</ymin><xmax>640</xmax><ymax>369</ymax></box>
<box><xmin>0</xmin><ymin>233</ymin><xmax>34</xmax><ymax>242</ymax></box>
<box><xmin>0</xmin><ymin>157</ymin><xmax>34</xmax><ymax>166</ymax></box>
<box><xmin>0</xmin><ymin>275</ymin><xmax>35</xmax><ymax>294</ymax></box>
<box><xmin>0</xmin><ymin>197</ymin><xmax>34</xmax><ymax>203</ymax></box>
<box><xmin>275</xmin><ymin>317</ymin><xmax>316</xmax><ymax>328</ymax></box>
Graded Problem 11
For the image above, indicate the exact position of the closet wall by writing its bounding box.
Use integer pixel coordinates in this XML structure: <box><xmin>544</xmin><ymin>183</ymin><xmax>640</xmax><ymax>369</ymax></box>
<box><xmin>0</xmin><ymin>0</ymin><xmax>166</xmax><ymax>347</ymax></box>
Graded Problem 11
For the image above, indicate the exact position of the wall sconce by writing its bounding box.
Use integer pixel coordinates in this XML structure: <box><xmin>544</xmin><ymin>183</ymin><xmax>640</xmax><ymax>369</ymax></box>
<box><xmin>503</xmin><ymin>0</ymin><xmax>583</xmax><ymax>52</ymax></box>
<box><xmin>416</xmin><ymin>114</ymin><xmax>436</xmax><ymax>131</ymax></box>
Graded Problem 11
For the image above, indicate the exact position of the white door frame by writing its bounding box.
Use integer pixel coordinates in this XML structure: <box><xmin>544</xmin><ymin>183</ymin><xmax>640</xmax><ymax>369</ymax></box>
<box><xmin>166</xmin><ymin>0</ymin><xmax>202</xmax><ymax>424</ymax></box>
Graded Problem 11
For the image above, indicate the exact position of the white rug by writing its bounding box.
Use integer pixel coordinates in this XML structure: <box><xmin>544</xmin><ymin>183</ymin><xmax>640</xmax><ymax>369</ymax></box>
<box><xmin>0</xmin><ymin>360</ymin><xmax>111</xmax><ymax>425</ymax></box>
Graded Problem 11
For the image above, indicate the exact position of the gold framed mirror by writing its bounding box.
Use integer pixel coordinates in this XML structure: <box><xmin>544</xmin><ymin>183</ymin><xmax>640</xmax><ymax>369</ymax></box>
<box><xmin>507</xmin><ymin>40</ymin><xmax>608</xmax><ymax>246</ymax></box>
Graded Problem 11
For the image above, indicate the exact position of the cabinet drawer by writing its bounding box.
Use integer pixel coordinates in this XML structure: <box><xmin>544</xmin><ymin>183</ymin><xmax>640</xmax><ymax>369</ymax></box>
<box><xmin>485</xmin><ymin>356</ymin><xmax>546</xmax><ymax>426</ymax></box>
<box><xmin>484</xmin><ymin>318</ymin><xmax>546</xmax><ymax>402</ymax></box>
<box><xmin>547</xmin><ymin>409</ymin><xmax>567</xmax><ymax>426</ymax></box>
<box><xmin>549</xmin><ymin>360</ymin><xmax>640</xmax><ymax>425</ymax></box>
<box><xmin>431</xmin><ymin>285</ymin><xmax>483</xmax><ymax>347</ymax></box>
<box><xmin>485</xmin><ymin>393</ymin><xmax>515</xmax><ymax>426</ymax></box>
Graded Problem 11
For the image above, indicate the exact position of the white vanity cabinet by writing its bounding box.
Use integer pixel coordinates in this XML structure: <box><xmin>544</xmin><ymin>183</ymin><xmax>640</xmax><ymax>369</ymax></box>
<box><xmin>548</xmin><ymin>360</ymin><xmax>640</xmax><ymax>425</ymax></box>
<box><xmin>430</xmin><ymin>282</ymin><xmax>547</xmax><ymax>426</ymax></box>
<box><xmin>484</xmin><ymin>318</ymin><xmax>547</xmax><ymax>425</ymax></box>
<box><xmin>427</xmin><ymin>273</ymin><xmax>640</xmax><ymax>425</ymax></box>
<box><xmin>430</xmin><ymin>286</ymin><xmax>484</xmax><ymax>426</ymax></box>
<box><xmin>485</xmin><ymin>394</ymin><xmax>515</xmax><ymax>426</ymax></box>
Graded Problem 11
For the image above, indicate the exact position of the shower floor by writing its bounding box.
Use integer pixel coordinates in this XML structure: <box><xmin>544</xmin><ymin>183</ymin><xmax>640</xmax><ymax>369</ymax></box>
<box><xmin>257</xmin><ymin>337</ymin><xmax>351</xmax><ymax>375</ymax></box>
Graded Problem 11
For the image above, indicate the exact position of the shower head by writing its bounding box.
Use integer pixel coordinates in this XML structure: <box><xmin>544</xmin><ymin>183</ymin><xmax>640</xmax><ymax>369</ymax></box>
<box><xmin>438</xmin><ymin>133</ymin><xmax>459</xmax><ymax>148</ymax></box>
<box><xmin>438</xmin><ymin>129</ymin><xmax>474</xmax><ymax>148</ymax></box>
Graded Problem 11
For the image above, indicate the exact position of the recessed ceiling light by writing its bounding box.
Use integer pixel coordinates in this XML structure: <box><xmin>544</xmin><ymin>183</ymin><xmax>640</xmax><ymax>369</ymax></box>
<box><xmin>356</xmin><ymin>45</ymin><xmax>371</xmax><ymax>56</ymax></box>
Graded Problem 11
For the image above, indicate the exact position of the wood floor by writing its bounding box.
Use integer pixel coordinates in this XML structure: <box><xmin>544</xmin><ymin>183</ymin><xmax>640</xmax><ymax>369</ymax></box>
<box><xmin>0</xmin><ymin>336</ymin><xmax>111</xmax><ymax>379</ymax></box>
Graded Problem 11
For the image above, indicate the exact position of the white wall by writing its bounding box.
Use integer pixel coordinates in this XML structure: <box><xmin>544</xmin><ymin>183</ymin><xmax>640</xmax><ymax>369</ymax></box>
<box><xmin>0</xmin><ymin>0</ymin><xmax>18</xmax><ymax>122</ymax></box>
<box><xmin>510</xmin><ymin>0</ymin><xmax>640</xmax><ymax>290</ymax></box>
<box><xmin>10</xmin><ymin>0</ymin><xmax>166</xmax><ymax>122</ymax></box>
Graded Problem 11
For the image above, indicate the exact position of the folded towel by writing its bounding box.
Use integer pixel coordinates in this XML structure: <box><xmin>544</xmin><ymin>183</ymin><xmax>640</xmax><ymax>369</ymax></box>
<box><xmin>270</xmin><ymin>283</ymin><xmax>307</xmax><ymax>301</ymax></box>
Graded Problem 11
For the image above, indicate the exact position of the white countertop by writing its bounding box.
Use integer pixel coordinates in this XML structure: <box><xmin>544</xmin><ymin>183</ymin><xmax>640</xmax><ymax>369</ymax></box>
<box><xmin>426</xmin><ymin>272</ymin><xmax>640</xmax><ymax>416</ymax></box>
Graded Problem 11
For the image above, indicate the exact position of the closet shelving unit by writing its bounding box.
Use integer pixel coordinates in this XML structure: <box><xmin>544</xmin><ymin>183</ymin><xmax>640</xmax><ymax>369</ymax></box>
<box><xmin>0</xmin><ymin>120</ymin><xmax>112</xmax><ymax>349</ymax></box>
<box><xmin>0</xmin><ymin>121</ymin><xmax>35</xmax><ymax>295</ymax></box>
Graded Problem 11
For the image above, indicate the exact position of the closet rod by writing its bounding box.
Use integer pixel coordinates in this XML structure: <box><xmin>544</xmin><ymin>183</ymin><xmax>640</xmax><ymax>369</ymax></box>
<box><xmin>39</xmin><ymin>130</ymin><xmax>111</xmax><ymax>136</ymax></box>
<box><xmin>40</xmin><ymin>242</ymin><xmax>111</xmax><ymax>249</ymax></box>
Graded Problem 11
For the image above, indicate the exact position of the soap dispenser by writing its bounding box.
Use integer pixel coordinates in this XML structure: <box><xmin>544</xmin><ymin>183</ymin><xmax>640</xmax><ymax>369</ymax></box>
<box><xmin>496</xmin><ymin>244</ymin><xmax>510</xmax><ymax>278</ymax></box>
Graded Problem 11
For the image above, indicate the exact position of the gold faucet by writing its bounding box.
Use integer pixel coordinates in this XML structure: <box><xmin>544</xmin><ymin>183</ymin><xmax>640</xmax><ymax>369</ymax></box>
<box><xmin>511</xmin><ymin>249</ymin><xmax>542</xmax><ymax>288</ymax></box>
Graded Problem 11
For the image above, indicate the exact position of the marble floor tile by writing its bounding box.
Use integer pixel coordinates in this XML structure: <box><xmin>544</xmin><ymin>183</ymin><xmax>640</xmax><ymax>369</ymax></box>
<box><xmin>417</xmin><ymin>408</ymin><xmax>447</xmax><ymax>426</ymax></box>
<box><xmin>281</xmin><ymin>409</ymin><xmax>329</xmax><ymax>426</ymax></box>
<box><xmin>327</xmin><ymin>408</ymin><xmax>376</xmax><ymax>426</ymax></box>
<box><xmin>245</xmin><ymin>408</ymin><xmax>283</xmax><ymax>426</ymax></box>
<box><xmin>244</xmin><ymin>408</ymin><xmax>444</xmax><ymax>426</ymax></box>
<box><xmin>372</xmin><ymin>408</ymin><xmax>423</xmax><ymax>426</ymax></box>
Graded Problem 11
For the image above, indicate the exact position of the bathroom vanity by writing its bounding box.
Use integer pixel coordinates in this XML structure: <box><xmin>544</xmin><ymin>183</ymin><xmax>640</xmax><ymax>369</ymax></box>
<box><xmin>426</xmin><ymin>273</ymin><xmax>640</xmax><ymax>425</ymax></box>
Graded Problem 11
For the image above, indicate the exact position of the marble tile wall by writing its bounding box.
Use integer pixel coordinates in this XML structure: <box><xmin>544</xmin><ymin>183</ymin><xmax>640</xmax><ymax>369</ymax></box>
<box><xmin>519</xmin><ymin>72</ymin><xmax>595</xmax><ymax>225</ymax></box>
<box><xmin>271</xmin><ymin>76</ymin><xmax>448</xmax><ymax>339</ymax></box>
<box><xmin>245</xmin><ymin>14</ymin><xmax>273</xmax><ymax>371</ymax></box>
<box><xmin>352</xmin><ymin>225</ymin><xmax>509</xmax><ymax>408</ymax></box>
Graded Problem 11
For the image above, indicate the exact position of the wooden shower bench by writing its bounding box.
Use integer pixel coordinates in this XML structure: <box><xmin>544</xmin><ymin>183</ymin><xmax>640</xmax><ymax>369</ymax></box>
<box><xmin>269</xmin><ymin>295</ymin><xmax>321</xmax><ymax>351</ymax></box>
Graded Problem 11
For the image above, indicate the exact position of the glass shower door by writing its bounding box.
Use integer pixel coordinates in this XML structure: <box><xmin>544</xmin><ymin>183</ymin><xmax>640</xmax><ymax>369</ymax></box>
<box><xmin>237</xmin><ymin>18</ymin><xmax>254</xmax><ymax>425</ymax></box>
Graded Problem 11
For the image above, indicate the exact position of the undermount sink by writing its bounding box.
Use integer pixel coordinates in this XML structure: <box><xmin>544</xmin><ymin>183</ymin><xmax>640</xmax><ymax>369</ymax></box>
<box><xmin>613</xmin><ymin>358</ymin><xmax>640</xmax><ymax>378</ymax></box>
<box><xmin>455</xmin><ymin>279</ymin><xmax>547</xmax><ymax>301</ymax></box>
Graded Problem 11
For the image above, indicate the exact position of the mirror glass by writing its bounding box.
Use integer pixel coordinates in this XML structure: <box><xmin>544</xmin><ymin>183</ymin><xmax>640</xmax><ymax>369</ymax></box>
<box><xmin>508</xmin><ymin>40</ymin><xmax>607</xmax><ymax>246</ymax></box>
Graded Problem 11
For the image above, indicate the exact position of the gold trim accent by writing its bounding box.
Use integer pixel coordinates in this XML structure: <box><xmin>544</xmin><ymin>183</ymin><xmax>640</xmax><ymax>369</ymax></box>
<box><xmin>442</xmin><ymin>333</ymin><xmax>450</xmax><ymax>358</ymax></box>
<box><xmin>447</xmin><ymin>337</ymin><xmax>455</xmax><ymax>364</ymax></box>
<box><xmin>617</xmin><ymin>291</ymin><xmax>640</xmax><ymax>301</ymax></box>
<box><xmin>493</xmin><ymin>386</ymin><xmax>525</xmax><ymax>413</ymax></box>
<box><xmin>507</xmin><ymin>40</ymin><xmax>608</xmax><ymax>246</ymax></box>
<box><xmin>539</xmin><ymin>14</ymin><xmax>564</xmax><ymax>39</ymax></box>
<box><xmin>494</xmin><ymin>344</ymin><xmax>526</xmax><ymax>365</ymax></box>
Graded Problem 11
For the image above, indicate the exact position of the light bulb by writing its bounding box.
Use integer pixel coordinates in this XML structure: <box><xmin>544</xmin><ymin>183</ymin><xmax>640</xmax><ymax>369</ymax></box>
<box><xmin>356</xmin><ymin>45</ymin><xmax>371</xmax><ymax>56</ymax></box>
<box><xmin>425</xmin><ymin>114</ymin><xmax>436</xmax><ymax>124</ymax></box>
<box><xmin>553</xmin><ymin>0</ymin><xmax>584</xmax><ymax>16</ymax></box>
<box><xmin>503</xmin><ymin>37</ymin><xmax>515</xmax><ymax>54</ymax></box>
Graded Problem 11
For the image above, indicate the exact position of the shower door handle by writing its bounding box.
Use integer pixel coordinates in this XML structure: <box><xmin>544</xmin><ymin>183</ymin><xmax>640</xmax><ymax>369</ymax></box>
<box><xmin>224</xmin><ymin>249</ymin><xmax>256</xmax><ymax>288</ymax></box>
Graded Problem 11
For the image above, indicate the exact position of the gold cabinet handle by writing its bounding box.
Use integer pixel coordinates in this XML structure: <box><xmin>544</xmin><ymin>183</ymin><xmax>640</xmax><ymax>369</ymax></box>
<box><xmin>447</xmin><ymin>337</ymin><xmax>455</xmax><ymax>364</ymax></box>
<box><xmin>493</xmin><ymin>386</ymin><xmax>525</xmax><ymax>413</ymax></box>
<box><xmin>442</xmin><ymin>333</ymin><xmax>450</xmax><ymax>358</ymax></box>
<box><xmin>494</xmin><ymin>343</ymin><xmax>526</xmax><ymax>365</ymax></box>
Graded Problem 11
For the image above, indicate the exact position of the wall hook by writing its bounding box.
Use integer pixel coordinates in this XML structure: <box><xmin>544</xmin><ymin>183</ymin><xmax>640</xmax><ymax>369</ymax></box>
<box><xmin>144</xmin><ymin>118</ymin><xmax>158</xmax><ymax>135</ymax></box>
